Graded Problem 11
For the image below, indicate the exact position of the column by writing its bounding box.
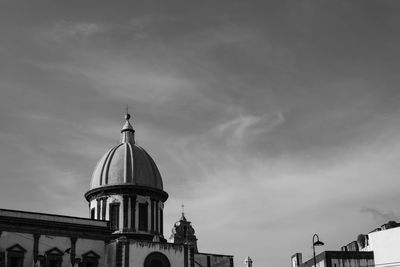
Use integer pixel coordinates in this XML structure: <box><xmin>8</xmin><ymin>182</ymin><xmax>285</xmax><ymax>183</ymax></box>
<box><xmin>33</xmin><ymin>234</ymin><xmax>40</xmax><ymax>265</ymax></box>
<box><xmin>70</xmin><ymin>237</ymin><xmax>77</xmax><ymax>266</ymax></box>
<box><xmin>101</xmin><ymin>198</ymin><xmax>107</xmax><ymax>220</ymax></box>
<box><xmin>96</xmin><ymin>199</ymin><xmax>101</xmax><ymax>220</ymax></box>
<box><xmin>184</xmin><ymin>245</ymin><xmax>188</xmax><ymax>267</ymax></box>
<box><xmin>160</xmin><ymin>205</ymin><xmax>163</xmax><ymax>235</ymax></box>
<box><xmin>123</xmin><ymin>196</ymin><xmax>129</xmax><ymax>229</ymax></box>
<box><xmin>155</xmin><ymin>201</ymin><xmax>159</xmax><ymax>234</ymax></box>
<box><xmin>130</xmin><ymin>196</ymin><xmax>136</xmax><ymax>231</ymax></box>
<box><xmin>150</xmin><ymin>199</ymin><xmax>155</xmax><ymax>233</ymax></box>
<box><xmin>145</xmin><ymin>201</ymin><xmax>150</xmax><ymax>232</ymax></box>
<box><xmin>135</xmin><ymin>200</ymin><xmax>139</xmax><ymax>231</ymax></box>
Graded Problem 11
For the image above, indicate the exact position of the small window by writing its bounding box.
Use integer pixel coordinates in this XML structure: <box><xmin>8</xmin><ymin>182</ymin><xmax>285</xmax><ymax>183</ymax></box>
<box><xmin>91</xmin><ymin>208</ymin><xmax>95</xmax><ymax>219</ymax></box>
<box><xmin>6</xmin><ymin>244</ymin><xmax>26</xmax><ymax>267</ymax></box>
<box><xmin>110</xmin><ymin>203</ymin><xmax>120</xmax><ymax>231</ymax></box>
<box><xmin>139</xmin><ymin>203</ymin><xmax>148</xmax><ymax>231</ymax></box>
<box><xmin>0</xmin><ymin>252</ymin><xmax>5</xmax><ymax>267</ymax></box>
<box><xmin>123</xmin><ymin>196</ymin><xmax>129</xmax><ymax>228</ymax></box>
<box><xmin>8</xmin><ymin>256</ymin><xmax>22</xmax><ymax>267</ymax></box>
<box><xmin>48</xmin><ymin>259</ymin><xmax>61</xmax><ymax>267</ymax></box>
<box><xmin>45</xmin><ymin>248</ymin><xmax>63</xmax><ymax>267</ymax></box>
<box><xmin>183</xmin><ymin>226</ymin><xmax>187</xmax><ymax>238</ymax></box>
<box><xmin>82</xmin><ymin>250</ymin><xmax>100</xmax><ymax>267</ymax></box>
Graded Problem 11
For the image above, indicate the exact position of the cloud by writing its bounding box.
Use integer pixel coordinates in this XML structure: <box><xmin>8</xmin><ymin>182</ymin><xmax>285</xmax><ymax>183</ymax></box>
<box><xmin>214</xmin><ymin>112</ymin><xmax>285</xmax><ymax>145</ymax></box>
<box><xmin>361</xmin><ymin>208</ymin><xmax>399</xmax><ymax>222</ymax></box>
<box><xmin>43</xmin><ymin>22</ymin><xmax>108</xmax><ymax>42</ymax></box>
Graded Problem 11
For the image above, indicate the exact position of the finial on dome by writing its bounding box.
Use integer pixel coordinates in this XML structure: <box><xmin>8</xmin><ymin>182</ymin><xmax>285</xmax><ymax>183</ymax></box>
<box><xmin>121</xmin><ymin>106</ymin><xmax>135</xmax><ymax>143</ymax></box>
<box><xmin>125</xmin><ymin>105</ymin><xmax>131</xmax><ymax>120</ymax></box>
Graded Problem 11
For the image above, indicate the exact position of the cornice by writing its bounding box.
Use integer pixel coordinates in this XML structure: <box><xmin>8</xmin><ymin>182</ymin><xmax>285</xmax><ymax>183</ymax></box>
<box><xmin>0</xmin><ymin>215</ymin><xmax>112</xmax><ymax>241</ymax></box>
<box><xmin>84</xmin><ymin>185</ymin><xmax>168</xmax><ymax>202</ymax></box>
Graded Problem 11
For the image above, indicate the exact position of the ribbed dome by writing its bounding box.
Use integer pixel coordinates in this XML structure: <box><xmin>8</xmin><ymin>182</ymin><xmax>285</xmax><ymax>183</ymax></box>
<box><xmin>89</xmin><ymin>114</ymin><xmax>163</xmax><ymax>190</ymax></box>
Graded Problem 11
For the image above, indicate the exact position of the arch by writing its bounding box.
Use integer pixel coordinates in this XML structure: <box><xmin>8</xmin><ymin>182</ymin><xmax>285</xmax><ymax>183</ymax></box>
<box><xmin>144</xmin><ymin>252</ymin><xmax>170</xmax><ymax>267</ymax></box>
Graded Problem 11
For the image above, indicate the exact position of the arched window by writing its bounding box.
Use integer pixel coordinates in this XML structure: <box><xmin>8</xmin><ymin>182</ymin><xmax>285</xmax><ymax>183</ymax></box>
<box><xmin>144</xmin><ymin>252</ymin><xmax>170</xmax><ymax>267</ymax></box>
<box><xmin>6</xmin><ymin>244</ymin><xmax>26</xmax><ymax>267</ymax></box>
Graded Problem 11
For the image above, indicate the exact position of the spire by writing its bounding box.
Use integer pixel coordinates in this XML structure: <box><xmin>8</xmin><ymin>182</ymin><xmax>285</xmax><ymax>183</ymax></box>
<box><xmin>121</xmin><ymin>109</ymin><xmax>135</xmax><ymax>144</ymax></box>
<box><xmin>180</xmin><ymin>204</ymin><xmax>187</xmax><ymax>221</ymax></box>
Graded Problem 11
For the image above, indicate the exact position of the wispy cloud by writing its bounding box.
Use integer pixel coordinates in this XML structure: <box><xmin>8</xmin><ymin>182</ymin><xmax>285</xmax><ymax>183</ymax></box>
<box><xmin>214</xmin><ymin>112</ymin><xmax>285</xmax><ymax>145</ymax></box>
<box><xmin>43</xmin><ymin>22</ymin><xmax>108</xmax><ymax>42</ymax></box>
<box><xmin>361</xmin><ymin>208</ymin><xmax>399</xmax><ymax>222</ymax></box>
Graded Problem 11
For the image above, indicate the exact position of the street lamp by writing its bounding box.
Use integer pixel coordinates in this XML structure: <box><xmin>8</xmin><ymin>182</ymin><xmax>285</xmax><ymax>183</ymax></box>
<box><xmin>312</xmin><ymin>234</ymin><xmax>324</xmax><ymax>267</ymax></box>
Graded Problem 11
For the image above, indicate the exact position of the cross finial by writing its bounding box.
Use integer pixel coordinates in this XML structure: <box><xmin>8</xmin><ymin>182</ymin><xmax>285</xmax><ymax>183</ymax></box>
<box><xmin>180</xmin><ymin>204</ymin><xmax>187</xmax><ymax>221</ymax></box>
<box><xmin>124</xmin><ymin>105</ymin><xmax>131</xmax><ymax>120</ymax></box>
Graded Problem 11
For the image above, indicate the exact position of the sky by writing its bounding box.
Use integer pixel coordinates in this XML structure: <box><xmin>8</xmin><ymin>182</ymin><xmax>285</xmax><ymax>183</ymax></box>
<box><xmin>0</xmin><ymin>1</ymin><xmax>400</xmax><ymax>266</ymax></box>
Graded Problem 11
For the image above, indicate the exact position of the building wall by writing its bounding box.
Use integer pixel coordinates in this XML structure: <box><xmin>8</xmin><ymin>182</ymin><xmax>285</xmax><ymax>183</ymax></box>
<box><xmin>299</xmin><ymin>251</ymin><xmax>374</xmax><ymax>267</ymax></box>
<box><xmin>305</xmin><ymin>259</ymin><xmax>325</xmax><ymax>267</ymax></box>
<box><xmin>0</xmin><ymin>232</ymin><xmax>34</xmax><ymax>267</ymax></box>
<box><xmin>76</xmin><ymin>238</ymin><xmax>106</xmax><ymax>266</ymax></box>
<box><xmin>362</xmin><ymin>226</ymin><xmax>400</xmax><ymax>266</ymax></box>
<box><xmin>330</xmin><ymin>258</ymin><xmax>373</xmax><ymax>267</ymax></box>
<box><xmin>0</xmin><ymin>231</ymin><xmax>106</xmax><ymax>267</ymax></box>
<box><xmin>194</xmin><ymin>253</ymin><xmax>233</xmax><ymax>267</ymax></box>
<box><xmin>127</xmin><ymin>241</ymin><xmax>185</xmax><ymax>266</ymax></box>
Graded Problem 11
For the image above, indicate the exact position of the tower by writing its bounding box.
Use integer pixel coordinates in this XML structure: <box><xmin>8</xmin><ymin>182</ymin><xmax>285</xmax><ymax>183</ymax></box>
<box><xmin>245</xmin><ymin>256</ymin><xmax>253</xmax><ymax>267</ymax></box>
<box><xmin>84</xmin><ymin>113</ymin><xmax>168</xmax><ymax>241</ymax></box>
<box><xmin>170</xmin><ymin>210</ymin><xmax>198</xmax><ymax>252</ymax></box>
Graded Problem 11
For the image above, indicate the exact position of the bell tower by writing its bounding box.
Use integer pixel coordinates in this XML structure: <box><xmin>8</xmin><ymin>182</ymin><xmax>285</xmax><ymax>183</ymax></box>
<box><xmin>170</xmin><ymin>206</ymin><xmax>198</xmax><ymax>252</ymax></box>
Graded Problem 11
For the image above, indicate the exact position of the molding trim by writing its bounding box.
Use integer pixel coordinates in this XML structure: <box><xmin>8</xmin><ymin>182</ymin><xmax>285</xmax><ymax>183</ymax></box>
<box><xmin>7</xmin><ymin>244</ymin><xmax>26</xmax><ymax>253</ymax></box>
<box><xmin>144</xmin><ymin>252</ymin><xmax>170</xmax><ymax>267</ymax></box>
<box><xmin>0</xmin><ymin>216</ymin><xmax>112</xmax><ymax>241</ymax></box>
<box><xmin>85</xmin><ymin>185</ymin><xmax>168</xmax><ymax>202</ymax></box>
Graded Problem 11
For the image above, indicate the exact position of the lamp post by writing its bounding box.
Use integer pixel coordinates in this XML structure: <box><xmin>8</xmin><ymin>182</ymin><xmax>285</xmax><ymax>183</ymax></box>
<box><xmin>312</xmin><ymin>234</ymin><xmax>324</xmax><ymax>267</ymax></box>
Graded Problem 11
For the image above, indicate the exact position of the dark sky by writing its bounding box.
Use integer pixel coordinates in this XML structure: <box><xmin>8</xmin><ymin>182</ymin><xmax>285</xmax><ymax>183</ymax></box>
<box><xmin>1</xmin><ymin>1</ymin><xmax>400</xmax><ymax>266</ymax></box>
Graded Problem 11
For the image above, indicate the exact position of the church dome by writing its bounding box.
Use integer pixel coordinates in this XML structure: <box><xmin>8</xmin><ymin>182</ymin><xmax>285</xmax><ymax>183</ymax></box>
<box><xmin>89</xmin><ymin>113</ymin><xmax>163</xmax><ymax>191</ymax></box>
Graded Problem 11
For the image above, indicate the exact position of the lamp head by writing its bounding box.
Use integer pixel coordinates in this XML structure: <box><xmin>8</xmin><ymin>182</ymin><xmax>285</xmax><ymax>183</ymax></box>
<box><xmin>313</xmin><ymin>240</ymin><xmax>324</xmax><ymax>246</ymax></box>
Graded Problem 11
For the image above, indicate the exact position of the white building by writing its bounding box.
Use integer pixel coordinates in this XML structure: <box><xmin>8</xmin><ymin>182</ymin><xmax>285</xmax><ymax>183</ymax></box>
<box><xmin>357</xmin><ymin>221</ymin><xmax>400</xmax><ymax>267</ymax></box>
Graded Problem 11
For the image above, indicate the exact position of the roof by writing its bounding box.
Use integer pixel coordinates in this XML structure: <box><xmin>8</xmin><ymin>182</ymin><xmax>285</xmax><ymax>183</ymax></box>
<box><xmin>89</xmin><ymin>113</ymin><xmax>164</xmax><ymax>191</ymax></box>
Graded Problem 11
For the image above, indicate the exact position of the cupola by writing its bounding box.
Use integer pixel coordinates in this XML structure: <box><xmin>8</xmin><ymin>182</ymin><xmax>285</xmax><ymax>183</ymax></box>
<box><xmin>85</xmin><ymin>113</ymin><xmax>168</xmax><ymax>241</ymax></box>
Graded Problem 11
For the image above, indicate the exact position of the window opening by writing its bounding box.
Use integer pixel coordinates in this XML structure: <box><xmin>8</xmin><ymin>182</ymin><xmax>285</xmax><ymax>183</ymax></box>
<box><xmin>139</xmin><ymin>203</ymin><xmax>148</xmax><ymax>231</ymax></box>
<box><xmin>110</xmin><ymin>203</ymin><xmax>120</xmax><ymax>231</ymax></box>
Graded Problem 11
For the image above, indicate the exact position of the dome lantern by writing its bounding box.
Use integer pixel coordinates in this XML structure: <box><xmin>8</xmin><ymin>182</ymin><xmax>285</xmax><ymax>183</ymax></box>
<box><xmin>121</xmin><ymin>112</ymin><xmax>135</xmax><ymax>144</ymax></box>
